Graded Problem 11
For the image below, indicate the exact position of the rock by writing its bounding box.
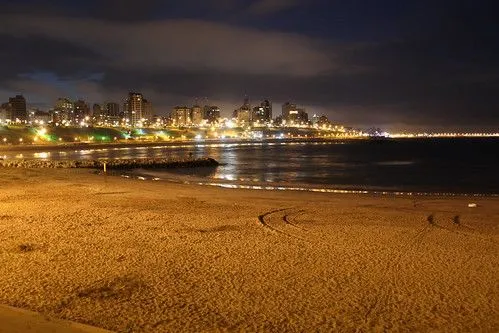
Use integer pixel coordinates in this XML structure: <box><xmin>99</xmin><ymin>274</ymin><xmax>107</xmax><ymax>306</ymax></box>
<box><xmin>0</xmin><ymin>157</ymin><xmax>219</xmax><ymax>170</ymax></box>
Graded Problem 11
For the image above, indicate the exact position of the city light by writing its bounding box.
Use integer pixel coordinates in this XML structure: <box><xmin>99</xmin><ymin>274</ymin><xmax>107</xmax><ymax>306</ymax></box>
<box><xmin>0</xmin><ymin>93</ymin><xmax>497</xmax><ymax>146</ymax></box>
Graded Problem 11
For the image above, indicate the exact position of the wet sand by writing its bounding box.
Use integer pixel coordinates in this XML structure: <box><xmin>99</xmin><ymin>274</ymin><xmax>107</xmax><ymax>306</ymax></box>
<box><xmin>0</xmin><ymin>168</ymin><xmax>497</xmax><ymax>332</ymax></box>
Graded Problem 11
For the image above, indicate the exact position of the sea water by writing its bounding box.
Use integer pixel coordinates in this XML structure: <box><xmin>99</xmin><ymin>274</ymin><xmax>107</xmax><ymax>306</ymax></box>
<box><xmin>3</xmin><ymin>138</ymin><xmax>498</xmax><ymax>195</ymax></box>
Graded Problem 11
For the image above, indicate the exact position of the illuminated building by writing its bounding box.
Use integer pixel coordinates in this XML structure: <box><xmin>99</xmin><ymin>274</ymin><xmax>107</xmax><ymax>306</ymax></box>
<box><xmin>203</xmin><ymin>105</ymin><xmax>221</xmax><ymax>124</ymax></box>
<box><xmin>171</xmin><ymin>106</ymin><xmax>191</xmax><ymax>126</ymax></box>
<box><xmin>124</xmin><ymin>92</ymin><xmax>153</xmax><ymax>126</ymax></box>
<box><xmin>105</xmin><ymin>102</ymin><xmax>120</xmax><ymax>123</ymax></box>
<box><xmin>252</xmin><ymin>99</ymin><xmax>272</xmax><ymax>124</ymax></box>
<box><xmin>54</xmin><ymin>98</ymin><xmax>74</xmax><ymax>123</ymax></box>
<box><xmin>312</xmin><ymin>114</ymin><xmax>331</xmax><ymax>126</ymax></box>
<box><xmin>74</xmin><ymin>100</ymin><xmax>90</xmax><ymax>124</ymax></box>
<box><xmin>191</xmin><ymin>105</ymin><xmax>203</xmax><ymax>125</ymax></box>
<box><xmin>125</xmin><ymin>92</ymin><xmax>144</xmax><ymax>126</ymax></box>
<box><xmin>0</xmin><ymin>103</ymin><xmax>12</xmax><ymax>122</ymax></box>
<box><xmin>234</xmin><ymin>97</ymin><xmax>252</xmax><ymax>125</ymax></box>
<box><xmin>282</xmin><ymin>102</ymin><xmax>308</xmax><ymax>125</ymax></box>
<box><xmin>30</xmin><ymin>110</ymin><xmax>51</xmax><ymax>124</ymax></box>
<box><xmin>106</xmin><ymin>102</ymin><xmax>120</xmax><ymax>116</ymax></box>
<box><xmin>92</xmin><ymin>103</ymin><xmax>104</xmax><ymax>123</ymax></box>
<box><xmin>8</xmin><ymin>95</ymin><xmax>27</xmax><ymax>122</ymax></box>
<box><xmin>142</xmin><ymin>99</ymin><xmax>153</xmax><ymax>122</ymax></box>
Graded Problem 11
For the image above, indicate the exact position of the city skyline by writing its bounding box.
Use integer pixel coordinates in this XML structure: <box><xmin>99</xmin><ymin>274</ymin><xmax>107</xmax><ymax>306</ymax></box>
<box><xmin>0</xmin><ymin>1</ymin><xmax>497</xmax><ymax>132</ymax></box>
<box><xmin>1</xmin><ymin>92</ymin><xmax>316</xmax><ymax>128</ymax></box>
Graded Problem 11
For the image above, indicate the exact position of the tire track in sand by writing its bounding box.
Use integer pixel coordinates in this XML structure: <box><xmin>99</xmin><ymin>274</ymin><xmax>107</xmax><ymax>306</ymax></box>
<box><xmin>258</xmin><ymin>208</ymin><xmax>310</xmax><ymax>242</ymax></box>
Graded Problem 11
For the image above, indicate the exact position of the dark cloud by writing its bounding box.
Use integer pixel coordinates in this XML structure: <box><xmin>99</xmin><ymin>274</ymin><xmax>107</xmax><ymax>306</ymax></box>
<box><xmin>0</xmin><ymin>34</ymin><xmax>103</xmax><ymax>78</ymax></box>
<box><xmin>91</xmin><ymin>0</ymin><xmax>165</xmax><ymax>22</ymax></box>
<box><xmin>247</xmin><ymin>0</ymin><xmax>301</xmax><ymax>15</ymax></box>
<box><xmin>1</xmin><ymin>15</ymin><xmax>334</xmax><ymax>77</ymax></box>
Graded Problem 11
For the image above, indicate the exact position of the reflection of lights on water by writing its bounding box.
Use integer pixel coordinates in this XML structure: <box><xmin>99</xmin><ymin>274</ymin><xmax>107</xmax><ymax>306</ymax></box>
<box><xmin>15</xmin><ymin>154</ymin><xmax>24</xmax><ymax>158</ymax></box>
<box><xmin>33</xmin><ymin>152</ymin><xmax>50</xmax><ymax>159</ymax></box>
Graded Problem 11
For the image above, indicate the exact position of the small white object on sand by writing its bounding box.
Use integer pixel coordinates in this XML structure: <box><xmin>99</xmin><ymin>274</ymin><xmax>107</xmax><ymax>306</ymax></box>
<box><xmin>468</xmin><ymin>203</ymin><xmax>477</xmax><ymax>208</ymax></box>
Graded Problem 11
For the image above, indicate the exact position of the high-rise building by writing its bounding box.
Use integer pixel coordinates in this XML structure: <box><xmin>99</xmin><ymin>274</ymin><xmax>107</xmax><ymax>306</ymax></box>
<box><xmin>252</xmin><ymin>99</ymin><xmax>272</xmax><ymax>124</ymax></box>
<box><xmin>0</xmin><ymin>103</ymin><xmax>12</xmax><ymax>122</ymax></box>
<box><xmin>103</xmin><ymin>102</ymin><xmax>120</xmax><ymax>124</ymax></box>
<box><xmin>9</xmin><ymin>95</ymin><xmax>27</xmax><ymax>122</ymax></box>
<box><xmin>282</xmin><ymin>102</ymin><xmax>296</xmax><ymax>119</ymax></box>
<box><xmin>125</xmin><ymin>92</ymin><xmax>152</xmax><ymax>126</ymax></box>
<box><xmin>105</xmin><ymin>102</ymin><xmax>120</xmax><ymax>118</ymax></box>
<box><xmin>171</xmin><ymin>106</ymin><xmax>190</xmax><ymax>126</ymax></box>
<box><xmin>30</xmin><ymin>110</ymin><xmax>51</xmax><ymax>124</ymax></box>
<box><xmin>54</xmin><ymin>98</ymin><xmax>74</xmax><ymax>123</ymax></box>
<box><xmin>142</xmin><ymin>99</ymin><xmax>153</xmax><ymax>122</ymax></box>
<box><xmin>282</xmin><ymin>102</ymin><xmax>308</xmax><ymax>125</ymax></box>
<box><xmin>74</xmin><ymin>100</ymin><xmax>90</xmax><ymax>124</ymax></box>
<box><xmin>191</xmin><ymin>105</ymin><xmax>203</xmax><ymax>125</ymax></box>
<box><xmin>234</xmin><ymin>97</ymin><xmax>252</xmax><ymax>125</ymax></box>
<box><xmin>312</xmin><ymin>114</ymin><xmax>330</xmax><ymax>126</ymax></box>
<box><xmin>125</xmin><ymin>92</ymin><xmax>144</xmax><ymax>125</ymax></box>
<box><xmin>92</xmin><ymin>104</ymin><xmax>103</xmax><ymax>117</ymax></box>
<box><xmin>203</xmin><ymin>105</ymin><xmax>221</xmax><ymax>124</ymax></box>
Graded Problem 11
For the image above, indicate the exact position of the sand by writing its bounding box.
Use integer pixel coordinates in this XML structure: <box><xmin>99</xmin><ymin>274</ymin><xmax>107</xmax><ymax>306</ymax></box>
<box><xmin>0</xmin><ymin>168</ymin><xmax>497</xmax><ymax>332</ymax></box>
<box><xmin>0</xmin><ymin>304</ymin><xmax>113</xmax><ymax>333</ymax></box>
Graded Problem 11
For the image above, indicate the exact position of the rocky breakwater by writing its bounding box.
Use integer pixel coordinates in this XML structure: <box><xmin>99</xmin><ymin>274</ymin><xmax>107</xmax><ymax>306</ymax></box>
<box><xmin>0</xmin><ymin>157</ymin><xmax>219</xmax><ymax>169</ymax></box>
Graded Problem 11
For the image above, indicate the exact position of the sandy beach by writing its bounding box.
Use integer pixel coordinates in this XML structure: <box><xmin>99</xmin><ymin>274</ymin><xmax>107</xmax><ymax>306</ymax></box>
<box><xmin>0</xmin><ymin>167</ymin><xmax>497</xmax><ymax>332</ymax></box>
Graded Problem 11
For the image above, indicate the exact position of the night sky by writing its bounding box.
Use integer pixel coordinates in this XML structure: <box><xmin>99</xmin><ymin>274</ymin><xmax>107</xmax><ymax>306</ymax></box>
<box><xmin>1</xmin><ymin>0</ymin><xmax>497</xmax><ymax>131</ymax></box>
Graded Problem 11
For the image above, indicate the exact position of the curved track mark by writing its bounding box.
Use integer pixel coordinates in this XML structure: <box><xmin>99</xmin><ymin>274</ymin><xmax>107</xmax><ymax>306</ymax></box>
<box><xmin>282</xmin><ymin>210</ymin><xmax>308</xmax><ymax>231</ymax></box>
<box><xmin>258</xmin><ymin>208</ymin><xmax>310</xmax><ymax>243</ymax></box>
<box><xmin>258</xmin><ymin>208</ymin><xmax>289</xmax><ymax>227</ymax></box>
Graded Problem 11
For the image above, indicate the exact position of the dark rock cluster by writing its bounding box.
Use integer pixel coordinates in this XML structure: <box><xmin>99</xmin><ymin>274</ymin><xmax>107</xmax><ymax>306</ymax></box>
<box><xmin>0</xmin><ymin>157</ymin><xmax>219</xmax><ymax>169</ymax></box>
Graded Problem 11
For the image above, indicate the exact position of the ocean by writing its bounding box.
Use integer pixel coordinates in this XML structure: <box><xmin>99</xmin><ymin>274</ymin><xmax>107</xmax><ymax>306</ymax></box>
<box><xmin>3</xmin><ymin>138</ymin><xmax>498</xmax><ymax>195</ymax></box>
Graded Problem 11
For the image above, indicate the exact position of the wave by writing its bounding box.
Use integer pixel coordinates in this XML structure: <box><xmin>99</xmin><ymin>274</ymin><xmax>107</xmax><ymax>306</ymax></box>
<box><xmin>123</xmin><ymin>168</ymin><xmax>497</xmax><ymax>197</ymax></box>
<box><xmin>375</xmin><ymin>161</ymin><xmax>415</xmax><ymax>166</ymax></box>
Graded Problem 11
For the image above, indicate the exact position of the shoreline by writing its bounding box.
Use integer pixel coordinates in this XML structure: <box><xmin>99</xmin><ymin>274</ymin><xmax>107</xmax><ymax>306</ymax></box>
<box><xmin>0</xmin><ymin>168</ymin><xmax>497</xmax><ymax>332</ymax></box>
<box><xmin>125</xmin><ymin>168</ymin><xmax>499</xmax><ymax>198</ymax></box>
